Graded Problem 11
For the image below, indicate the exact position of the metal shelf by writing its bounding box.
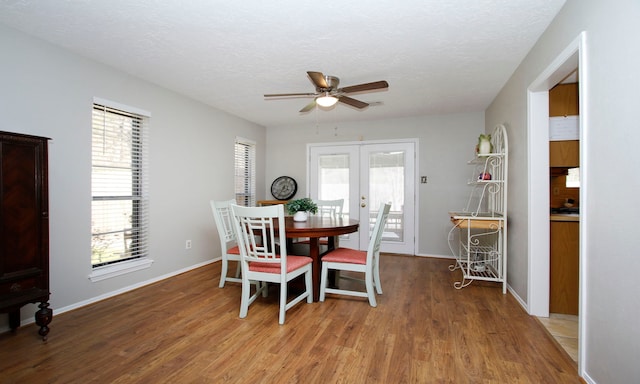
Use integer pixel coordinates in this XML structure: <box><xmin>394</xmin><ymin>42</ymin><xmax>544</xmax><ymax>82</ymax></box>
<box><xmin>448</xmin><ymin>124</ymin><xmax>508</xmax><ymax>293</ymax></box>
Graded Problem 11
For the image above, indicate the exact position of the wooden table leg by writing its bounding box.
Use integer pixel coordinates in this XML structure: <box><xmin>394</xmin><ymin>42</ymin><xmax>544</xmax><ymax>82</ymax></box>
<box><xmin>308</xmin><ymin>237</ymin><xmax>321</xmax><ymax>302</ymax></box>
<box><xmin>288</xmin><ymin>235</ymin><xmax>338</xmax><ymax>302</ymax></box>
<box><xmin>326</xmin><ymin>236</ymin><xmax>337</xmax><ymax>289</ymax></box>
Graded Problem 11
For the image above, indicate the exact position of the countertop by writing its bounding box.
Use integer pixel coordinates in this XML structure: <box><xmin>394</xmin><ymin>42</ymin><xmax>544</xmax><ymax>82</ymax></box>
<box><xmin>550</xmin><ymin>214</ymin><xmax>579</xmax><ymax>222</ymax></box>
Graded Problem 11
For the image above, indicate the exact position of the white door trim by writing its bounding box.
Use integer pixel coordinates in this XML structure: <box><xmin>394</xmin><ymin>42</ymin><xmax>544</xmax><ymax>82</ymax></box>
<box><xmin>527</xmin><ymin>31</ymin><xmax>587</xmax><ymax>373</ymax></box>
<box><xmin>307</xmin><ymin>138</ymin><xmax>418</xmax><ymax>255</ymax></box>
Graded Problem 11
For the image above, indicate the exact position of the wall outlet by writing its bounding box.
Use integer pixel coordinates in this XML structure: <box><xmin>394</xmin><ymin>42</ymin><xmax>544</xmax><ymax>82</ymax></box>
<box><xmin>421</xmin><ymin>176</ymin><xmax>428</xmax><ymax>184</ymax></box>
<box><xmin>185</xmin><ymin>240</ymin><xmax>192</xmax><ymax>249</ymax></box>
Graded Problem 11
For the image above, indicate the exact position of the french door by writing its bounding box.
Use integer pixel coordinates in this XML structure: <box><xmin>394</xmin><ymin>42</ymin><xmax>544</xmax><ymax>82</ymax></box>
<box><xmin>309</xmin><ymin>141</ymin><xmax>415</xmax><ymax>254</ymax></box>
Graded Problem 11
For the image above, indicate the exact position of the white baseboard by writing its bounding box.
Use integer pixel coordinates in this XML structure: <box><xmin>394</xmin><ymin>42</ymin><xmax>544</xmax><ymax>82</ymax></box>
<box><xmin>508</xmin><ymin>285</ymin><xmax>528</xmax><ymax>312</ymax></box>
<box><xmin>414</xmin><ymin>253</ymin><xmax>455</xmax><ymax>259</ymax></box>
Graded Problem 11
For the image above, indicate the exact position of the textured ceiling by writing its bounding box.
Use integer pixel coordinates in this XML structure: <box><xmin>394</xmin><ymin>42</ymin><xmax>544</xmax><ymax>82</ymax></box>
<box><xmin>0</xmin><ymin>0</ymin><xmax>565</xmax><ymax>128</ymax></box>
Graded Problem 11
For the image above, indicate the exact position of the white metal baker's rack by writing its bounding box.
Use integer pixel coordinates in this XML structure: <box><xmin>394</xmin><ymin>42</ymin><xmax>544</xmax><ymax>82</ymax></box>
<box><xmin>448</xmin><ymin>124</ymin><xmax>508</xmax><ymax>293</ymax></box>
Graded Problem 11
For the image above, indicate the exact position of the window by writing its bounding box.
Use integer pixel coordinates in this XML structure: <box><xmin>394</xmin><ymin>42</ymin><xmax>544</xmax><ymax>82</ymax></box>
<box><xmin>566</xmin><ymin>167</ymin><xmax>580</xmax><ymax>188</ymax></box>
<box><xmin>235</xmin><ymin>137</ymin><xmax>256</xmax><ymax>206</ymax></box>
<box><xmin>91</xmin><ymin>100</ymin><xmax>149</xmax><ymax>268</ymax></box>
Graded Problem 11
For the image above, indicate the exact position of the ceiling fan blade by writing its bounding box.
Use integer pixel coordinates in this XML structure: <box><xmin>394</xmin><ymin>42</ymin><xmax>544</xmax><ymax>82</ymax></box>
<box><xmin>299</xmin><ymin>100</ymin><xmax>317</xmax><ymax>113</ymax></box>
<box><xmin>307</xmin><ymin>71</ymin><xmax>328</xmax><ymax>89</ymax></box>
<box><xmin>339</xmin><ymin>96</ymin><xmax>369</xmax><ymax>109</ymax></box>
<box><xmin>264</xmin><ymin>92</ymin><xmax>316</xmax><ymax>98</ymax></box>
<box><xmin>340</xmin><ymin>80</ymin><xmax>389</xmax><ymax>94</ymax></box>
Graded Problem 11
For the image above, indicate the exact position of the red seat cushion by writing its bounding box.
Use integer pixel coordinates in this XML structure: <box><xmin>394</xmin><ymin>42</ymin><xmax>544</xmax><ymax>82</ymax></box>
<box><xmin>249</xmin><ymin>255</ymin><xmax>312</xmax><ymax>273</ymax></box>
<box><xmin>321</xmin><ymin>247</ymin><xmax>367</xmax><ymax>265</ymax></box>
<box><xmin>227</xmin><ymin>245</ymin><xmax>241</xmax><ymax>255</ymax></box>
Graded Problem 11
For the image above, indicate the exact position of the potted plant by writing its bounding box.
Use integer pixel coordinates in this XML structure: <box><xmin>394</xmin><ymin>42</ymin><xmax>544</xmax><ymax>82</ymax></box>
<box><xmin>286</xmin><ymin>197</ymin><xmax>318</xmax><ymax>222</ymax></box>
<box><xmin>476</xmin><ymin>133</ymin><xmax>493</xmax><ymax>155</ymax></box>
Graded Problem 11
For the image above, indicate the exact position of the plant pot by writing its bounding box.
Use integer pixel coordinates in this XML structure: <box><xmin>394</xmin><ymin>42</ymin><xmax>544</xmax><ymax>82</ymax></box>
<box><xmin>293</xmin><ymin>211</ymin><xmax>308</xmax><ymax>222</ymax></box>
<box><xmin>478</xmin><ymin>140</ymin><xmax>491</xmax><ymax>155</ymax></box>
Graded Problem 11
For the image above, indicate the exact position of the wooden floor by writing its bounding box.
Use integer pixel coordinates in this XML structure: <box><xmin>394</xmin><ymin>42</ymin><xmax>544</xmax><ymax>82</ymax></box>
<box><xmin>538</xmin><ymin>313</ymin><xmax>579</xmax><ymax>362</ymax></box>
<box><xmin>0</xmin><ymin>256</ymin><xmax>582</xmax><ymax>383</ymax></box>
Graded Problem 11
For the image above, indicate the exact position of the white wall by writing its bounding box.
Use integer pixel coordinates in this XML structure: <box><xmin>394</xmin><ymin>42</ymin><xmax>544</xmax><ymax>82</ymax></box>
<box><xmin>266</xmin><ymin>113</ymin><xmax>484</xmax><ymax>257</ymax></box>
<box><xmin>0</xmin><ymin>24</ymin><xmax>266</xmax><ymax>329</ymax></box>
<box><xmin>486</xmin><ymin>0</ymin><xmax>640</xmax><ymax>382</ymax></box>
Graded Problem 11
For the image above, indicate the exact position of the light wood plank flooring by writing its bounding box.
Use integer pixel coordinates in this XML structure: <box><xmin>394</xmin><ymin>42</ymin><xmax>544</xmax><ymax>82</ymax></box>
<box><xmin>538</xmin><ymin>313</ymin><xmax>579</xmax><ymax>363</ymax></box>
<box><xmin>0</xmin><ymin>256</ymin><xmax>582</xmax><ymax>383</ymax></box>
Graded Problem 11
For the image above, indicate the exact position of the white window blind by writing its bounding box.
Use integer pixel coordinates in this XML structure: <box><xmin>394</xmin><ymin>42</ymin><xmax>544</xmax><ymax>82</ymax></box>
<box><xmin>235</xmin><ymin>137</ymin><xmax>256</xmax><ymax>206</ymax></box>
<box><xmin>91</xmin><ymin>102</ymin><xmax>149</xmax><ymax>267</ymax></box>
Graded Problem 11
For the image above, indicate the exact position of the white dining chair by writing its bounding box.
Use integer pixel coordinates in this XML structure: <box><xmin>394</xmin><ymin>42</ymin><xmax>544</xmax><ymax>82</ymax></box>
<box><xmin>319</xmin><ymin>202</ymin><xmax>391</xmax><ymax>307</ymax></box>
<box><xmin>295</xmin><ymin>198</ymin><xmax>345</xmax><ymax>246</ymax></box>
<box><xmin>315</xmin><ymin>198</ymin><xmax>344</xmax><ymax>217</ymax></box>
<box><xmin>210</xmin><ymin>199</ymin><xmax>243</xmax><ymax>287</ymax></box>
<box><xmin>231</xmin><ymin>204</ymin><xmax>313</xmax><ymax>324</ymax></box>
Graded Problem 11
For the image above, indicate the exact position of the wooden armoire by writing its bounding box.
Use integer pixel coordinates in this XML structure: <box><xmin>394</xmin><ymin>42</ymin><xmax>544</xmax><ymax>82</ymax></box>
<box><xmin>0</xmin><ymin>131</ymin><xmax>52</xmax><ymax>340</ymax></box>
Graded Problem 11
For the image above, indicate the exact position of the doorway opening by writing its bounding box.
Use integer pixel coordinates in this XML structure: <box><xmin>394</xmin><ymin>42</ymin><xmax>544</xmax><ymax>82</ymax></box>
<box><xmin>527</xmin><ymin>32</ymin><xmax>587</xmax><ymax>369</ymax></box>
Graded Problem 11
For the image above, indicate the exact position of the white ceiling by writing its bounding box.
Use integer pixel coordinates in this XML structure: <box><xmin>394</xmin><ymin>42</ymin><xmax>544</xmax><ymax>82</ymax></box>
<box><xmin>0</xmin><ymin>0</ymin><xmax>566</xmax><ymax>128</ymax></box>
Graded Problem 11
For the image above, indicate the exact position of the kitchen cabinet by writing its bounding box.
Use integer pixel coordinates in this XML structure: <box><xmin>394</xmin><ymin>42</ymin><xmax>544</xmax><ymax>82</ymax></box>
<box><xmin>549</xmin><ymin>82</ymin><xmax>579</xmax><ymax>168</ymax></box>
<box><xmin>549</xmin><ymin>140</ymin><xmax>579</xmax><ymax>167</ymax></box>
<box><xmin>0</xmin><ymin>131</ymin><xmax>52</xmax><ymax>340</ymax></box>
<box><xmin>448</xmin><ymin>124</ymin><xmax>508</xmax><ymax>293</ymax></box>
<box><xmin>549</xmin><ymin>83</ymin><xmax>579</xmax><ymax>117</ymax></box>
<box><xmin>550</xmin><ymin>220</ymin><xmax>579</xmax><ymax>315</ymax></box>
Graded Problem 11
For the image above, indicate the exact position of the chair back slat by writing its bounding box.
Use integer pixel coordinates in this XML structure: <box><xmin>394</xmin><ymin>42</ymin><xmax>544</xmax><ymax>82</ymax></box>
<box><xmin>232</xmin><ymin>204</ymin><xmax>287</xmax><ymax>267</ymax></box>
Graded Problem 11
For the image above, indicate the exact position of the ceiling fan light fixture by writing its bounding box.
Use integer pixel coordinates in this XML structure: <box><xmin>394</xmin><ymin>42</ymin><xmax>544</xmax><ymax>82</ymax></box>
<box><xmin>316</xmin><ymin>93</ymin><xmax>338</xmax><ymax>107</ymax></box>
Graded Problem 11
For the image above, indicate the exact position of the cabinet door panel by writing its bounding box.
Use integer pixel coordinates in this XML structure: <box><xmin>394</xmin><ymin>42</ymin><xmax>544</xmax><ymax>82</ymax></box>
<box><xmin>550</xmin><ymin>221</ymin><xmax>579</xmax><ymax>315</ymax></box>
<box><xmin>1</xmin><ymin>142</ymin><xmax>41</xmax><ymax>274</ymax></box>
<box><xmin>549</xmin><ymin>83</ymin><xmax>579</xmax><ymax>117</ymax></box>
<box><xmin>549</xmin><ymin>140</ymin><xmax>579</xmax><ymax>167</ymax></box>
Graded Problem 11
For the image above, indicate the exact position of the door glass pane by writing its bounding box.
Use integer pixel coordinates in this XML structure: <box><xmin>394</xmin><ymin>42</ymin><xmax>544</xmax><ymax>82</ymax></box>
<box><xmin>318</xmin><ymin>154</ymin><xmax>350</xmax><ymax>216</ymax></box>
<box><xmin>369</xmin><ymin>151</ymin><xmax>405</xmax><ymax>242</ymax></box>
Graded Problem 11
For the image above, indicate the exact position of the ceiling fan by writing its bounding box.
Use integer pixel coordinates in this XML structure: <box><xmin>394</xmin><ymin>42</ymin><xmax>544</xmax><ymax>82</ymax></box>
<box><xmin>264</xmin><ymin>71</ymin><xmax>389</xmax><ymax>112</ymax></box>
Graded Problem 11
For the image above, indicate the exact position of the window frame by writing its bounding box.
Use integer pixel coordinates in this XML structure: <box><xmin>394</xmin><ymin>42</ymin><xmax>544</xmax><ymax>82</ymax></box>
<box><xmin>89</xmin><ymin>98</ymin><xmax>152</xmax><ymax>281</ymax></box>
<box><xmin>234</xmin><ymin>137</ymin><xmax>256</xmax><ymax>207</ymax></box>
<box><xmin>566</xmin><ymin>167</ymin><xmax>580</xmax><ymax>188</ymax></box>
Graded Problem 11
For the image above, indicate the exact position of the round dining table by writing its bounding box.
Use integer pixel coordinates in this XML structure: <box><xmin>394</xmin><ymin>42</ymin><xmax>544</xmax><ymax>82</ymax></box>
<box><xmin>277</xmin><ymin>215</ymin><xmax>359</xmax><ymax>301</ymax></box>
